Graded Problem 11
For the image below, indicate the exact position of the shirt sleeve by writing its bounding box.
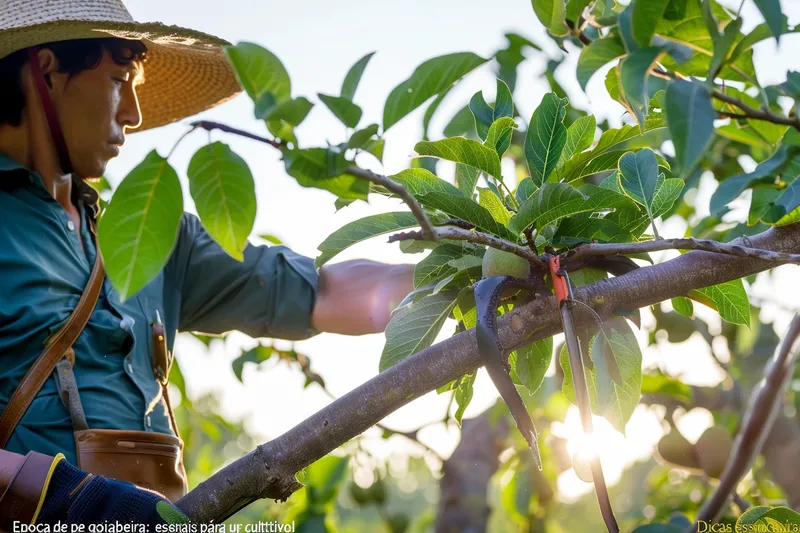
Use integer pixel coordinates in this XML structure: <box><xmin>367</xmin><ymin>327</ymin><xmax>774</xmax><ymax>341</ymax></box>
<box><xmin>168</xmin><ymin>214</ymin><xmax>319</xmax><ymax>340</ymax></box>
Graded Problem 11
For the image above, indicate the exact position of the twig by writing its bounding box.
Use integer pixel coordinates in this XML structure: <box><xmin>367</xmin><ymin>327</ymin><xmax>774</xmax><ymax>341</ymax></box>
<box><xmin>523</xmin><ymin>225</ymin><xmax>539</xmax><ymax>256</ymax></box>
<box><xmin>191</xmin><ymin>120</ymin><xmax>438</xmax><ymax>241</ymax></box>
<box><xmin>562</xmin><ymin>238</ymin><xmax>800</xmax><ymax>264</ymax></box>
<box><xmin>388</xmin><ymin>226</ymin><xmax>548</xmax><ymax>270</ymax></box>
<box><xmin>712</xmin><ymin>89</ymin><xmax>800</xmax><ymax>132</ymax></box>
<box><xmin>693</xmin><ymin>315</ymin><xmax>800</xmax><ymax>526</ymax></box>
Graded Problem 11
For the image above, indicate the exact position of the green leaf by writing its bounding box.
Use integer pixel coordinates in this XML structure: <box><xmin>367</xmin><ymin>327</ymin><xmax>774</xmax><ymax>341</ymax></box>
<box><xmin>672</xmin><ymin>297</ymin><xmax>694</xmax><ymax>317</ymax></box>
<box><xmin>423</xmin><ymin>87</ymin><xmax>452</xmax><ymax>141</ymax></box>
<box><xmin>415</xmin><ymin>137</ymin><xmax>502</xmax><ymax>179</ymax></box>
<box><xmin>664</xmin><ymin>0</ymin><xmax>688</xmax><ymax>20</ymax></box>
<box><xmin>708</xmin><ymin>17</ymin><xmax>743</xmax><ymax>79</ymax></box>
<box><xmin>509</xmin><ymin>183</ymin><xmax>635</xmax><ymax>234</ymax></box>
<box><xmin>577</xmin><ymin>34</ymin><xmax>626</xmax><ymax>90</ymax></box>
<box><xmin>470</xmin><ymin>91</ymin><xmax>494</xmax><ymax>141</ymax></box>
<box><xmin>510</xmin><ymin>338</ymin><xmax>553</xmax><ymax>394</ymax></box>
<box><xmin>383</xmin><ymin>52</ymin><xmax>488</xmax><ymax>131</ymax></box>
<box><xmin>531</xmin><ymin>0</ymin><xmax>569</xmax><ymax>36</ymax></box>
<box><xmin>341</xmin><ymin>51</ymin><xmax>375</xmax><ymax>100</ymax></box>
<box><xmin>693</xmin><ymin>278</ymin><xmax>750</xmax><ymax>326</ymax></box>
<box><xmin>283</xmin><ymin>148</ymin><xmax>369</xmax><ymax>200</ymax></box>
<box><xmin>515</xmin><ymin>177</ymin><xmax>536</xmax><ymax>205</ymax></box>
<box><xmin>780</xmin><ymin>71</ymin><xmax>800</xmax><ymax>99</ymax></box>
<box><xmin>525</xmin><ymin>93</ymin><xmax>569</xmax><ymax>186</ymax></box>
<box><xmin>380</xmin><ymin>290</ymin><xmax>459</xmax><ymax>371</ymax></box>
<box><xmin>665</xmin><ymin>80</ymin><xmax>716</xmax><ymax>176</ymax></box>
<box><xmin>641</xmin><ymin>373</ymin><xmax>692</xmax><ymax>403</ymax></box>
<box><xmin>553</xmin><ymin>217</ymin><xmax>636</xmax><ymax>246</ymax></box>
<box><xmin>651</xmin><ymin>178</ymin><xmax>686</xmax><ymax>218</ymax></box>
<box><xmin>187</xmin><ymin>142</ymin><xmax>256</xmax><ymax>261</ymax></box>
<box><xmin>389</xmin><ymin>168</ymin><xmax>465</xmax><ymax>197</ymax></box>
<box><xmin>753</xmin><ymin>0</ymin><xmax>784</xmax><ymax>43</ymax></box>
<box><xmin>618</xmin><ymin>47</ymin><xmax>664</xmax><ymax>127</ymax></box>
<box><xmin>232</xmin><ymin>345</ymin><xmax>273</xmax><ymax>382</ymax></box>
<box><xmin>98</xmin><ymin>151</ymin><xmax>183</xmax><ymax>301</ymax></box>
<box><xmin>632</xmin><ymin>525</ymin><xmax>683</xmax><ymax>533</ymax></box>
<box><xmin>414</xmin><ymin>243</ymin><xmax>473</xmax><ymax>288</ymax></box>
<box><xmin>417</xmin><ymin>191</ymin><xmax>517</xmax><ymax>240</ymax></box>
<box><xmin>256</xmin><ymin>96</ymin><xmax>314</xmax><ymax>127</ymax></box>
<box><xmin>484</xmin><ymin>117</ymin><xmax>518</xmax><ymax>157</ymax></box>
<box><xmin>558</xmin><ymin>115</ymin><xmax>596</xmax><ymax>168</ymax></box>
<box><xmin>456</xmin><ymin>164</ymin><xmax>480</xmax><ymax>197</ymax></box>
<box><xmin>318</xmin><ymin>94</ymin><xmax>363</xmax><ymax>128</ymax></box>
<box><xmin>737</xmin><ymin>506</ymin><xmax>800</xmax><ymax>529</ymax></box>
<box><xmin>764</xmin><ymin>178</ymin><xmax>800</xmax><ymax>224</ymax></box>
<box><xmin>348</xmin><ymin>124</ymin><xmax>380</xmax><ymax>150</ymax></box>
<box><xmin>710</xmin><ymin>146</ymin><xmax>797</xmax><ymax>215</ymax></box>
<box><xmin>304</xmin><ymin>455</ymin><xmax>349</xmax><ymax>506</ymax></box>
<box><xmin>618</xmin><ymin>149</ymin><xmax>660</xmax><ymax>226</ymax></box>
<box><xmin>632</xmin><ymin>0</ymin><xmax>670</xmax><ymax>46</ymax></box>
<box><xmin>225</xmin><ymin>42</ymin><xmax>291</xmax><ymax>103</ymax></box>
<box><xmin>258</xmin><ymin>234</ymin><xmax>283</xmax><ymax>245</ymax></box>
<box><xmin>560</xmin><ymin>318</ymin><xmax>643</xmax><ymax>435</ymax></box>
<box><xmin>566</xmin><ymin>0</ymin><xmax>593</xmax><ymax>22</ymax></box>
<box><xmin>454</xmin><ymin>372</ymin><xmax>476</xmax><ymax>425</ymax></box>
<box><xmin>316</xmin><ymin>212</ymin><xmax>419</xmax><ymax>267</ymax></box>
<box><xmin>494</xmin><ymin>79</ymin><xmax>515</xmax><ymax>120</ymax></box>
<box><xmin>479</xmin><ymin>188</ymin><xmax>512</xmax><ymax>225</ymax></box>
<box><xmin>445</xmin><ymin>104</ymin><xmax>478</xmax><ymax>138</ymax></box>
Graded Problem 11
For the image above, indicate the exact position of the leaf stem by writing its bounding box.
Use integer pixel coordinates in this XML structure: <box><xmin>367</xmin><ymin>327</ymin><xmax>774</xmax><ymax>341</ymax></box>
<box><xmin>693</xmin><ymin>315</ymin><xmax>800</xmax><ymax>527</ymax></box>
<box><xmin>562</xmin><ymin>237</ymin><xmax>800</xmax><ymax>264</ymax></box>
<box><xmin>166</xmin><ymin>125</ymin><xmax>199</xmax><ymax>160</ymax></box>
<box><xmin>190</xmin><ymin>120</ymin><xmax>439</xmax><ymax>241</ymax></box>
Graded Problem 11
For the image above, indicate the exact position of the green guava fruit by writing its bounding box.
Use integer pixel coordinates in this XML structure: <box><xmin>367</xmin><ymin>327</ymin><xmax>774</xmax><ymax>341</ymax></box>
<box><xmin>481</xmin><ymin>248</ymin><xmax>531</xmax><ymax>279</ymax></box>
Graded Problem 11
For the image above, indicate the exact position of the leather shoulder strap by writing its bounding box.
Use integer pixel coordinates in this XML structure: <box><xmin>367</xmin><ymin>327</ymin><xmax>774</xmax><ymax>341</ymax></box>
<box><xmin>0</xmin><ymin>451</ymin><xmax>55</xmax><ymax>529</ymax></box>
<box><xmin>0</xmin><ymin>244</ymin><xmax>105</xmax><ymax>449</ymax></box>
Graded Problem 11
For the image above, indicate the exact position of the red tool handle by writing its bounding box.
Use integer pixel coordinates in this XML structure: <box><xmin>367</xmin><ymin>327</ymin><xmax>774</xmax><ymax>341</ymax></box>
<box><xmin>549</xmin><ymin>256</ymin><xmax>569</xmax><ymax>305</ymax></box>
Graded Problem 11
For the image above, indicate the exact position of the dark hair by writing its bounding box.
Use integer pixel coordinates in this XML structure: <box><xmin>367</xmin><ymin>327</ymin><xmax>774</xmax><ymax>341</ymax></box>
<box><xmin>0</xmin><ymin>38</ymin><xmax>147</xmax><ymax>127</ymax></box>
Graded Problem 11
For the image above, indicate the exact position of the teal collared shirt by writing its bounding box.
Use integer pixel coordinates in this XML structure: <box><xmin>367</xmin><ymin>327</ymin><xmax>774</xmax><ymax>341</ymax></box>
<box><xmin>0</xmin><ymin>153</ymin><xmax>319</xmax><ymax>464</ymax></box>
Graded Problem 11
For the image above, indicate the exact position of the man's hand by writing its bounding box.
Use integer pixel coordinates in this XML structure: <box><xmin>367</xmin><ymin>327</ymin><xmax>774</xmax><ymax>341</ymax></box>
<box><xmin>311</xmin><ymin>260</ymin><xmax>414</xmax><ymax>335</ymax></box>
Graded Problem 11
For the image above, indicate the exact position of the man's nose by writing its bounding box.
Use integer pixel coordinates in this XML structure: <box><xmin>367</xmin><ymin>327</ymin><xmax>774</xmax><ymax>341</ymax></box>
<box><xmin>118</xmin><ymin>84</ymin><xmax>143</xmax><ymax>131</ymax></box>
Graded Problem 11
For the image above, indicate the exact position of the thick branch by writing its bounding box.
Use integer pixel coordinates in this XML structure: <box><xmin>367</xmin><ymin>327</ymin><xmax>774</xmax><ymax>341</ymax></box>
<box><xmin>564</xmin><ymin>238</ymin><xmax>800</xmax><ymax>265</ymax></box>
<box><xmin>694</xmin><ymin>315</ymin><xmax>800</xmax><ymax>525</ymax></box>
<box><xmin>389</xmin><ymin>227</ymin><xmax>547</xmax><ymax>270</ymax></box>
<box><xmin>175</xmin><ymin>223</ymin><xmax>800</xmax><ymax>523</ymax></box>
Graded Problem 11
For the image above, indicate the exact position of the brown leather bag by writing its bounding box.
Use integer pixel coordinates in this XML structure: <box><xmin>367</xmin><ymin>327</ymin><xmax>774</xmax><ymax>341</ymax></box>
<box><xmin>0</xmin><ymin>228</ymin><xmax>188</xmax><ymax>502</ymax></box>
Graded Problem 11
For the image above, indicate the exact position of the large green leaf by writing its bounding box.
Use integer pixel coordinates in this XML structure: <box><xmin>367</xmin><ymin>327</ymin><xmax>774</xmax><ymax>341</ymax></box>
<box><xmin>256</xmin><ymin>96</ymin><xmax>314</xmax><ymax>126</ymax></box>
<box><xmin>558</xmin><ymin>115</ymin><xmax>596</xmax><ymax>169</ymax></box>
<box><xmin>737</xmin><ymin>506</ymin><xmax>800</xmax><ymax>529</ymax></box>
<box><xmin>692</xmin><ymin>278</ymin><xmax>750</xmax><ymax>326</ymax></box>
<box><xmin>651</xmin><ymin>178</ymin><xmax>686</xmax><ymax>218</ymax></box>
<box><xmin>415</xmin><ymin>137</ymin><xmax>502</xmax><ymax>179</ymax></box>
<box><xmin>478</xmin><ymin>188</ymin><xmax>512</xmax><ymax>225</ymax></box>
<box><xmin>510</xmin><ymin>337</ymin><xmax>553</xmax><ymax>394</ymax></box>
<box><xmin>318</xmin><ymin>94</ymin><xmax>363</xmax><ymax>128</ymax></box>
<box><xmin>560</xmin><ymin>318</ymin><xmax>643</xmax><ymax>435</ymax></box>
<box><xmin>341</xmin><ymin>51</ymin><xmax>375</xmax><ymax>100</ymax></box>
<box><xmin>316</xmin><ymin>212</ymin><xmax>420</xmax><ymax>267</ymax></box>
<box><xmin>509</xmin><ymin>183</ymin><xmax>634</xmax><ymax>234</ymax></box>
<box><xmin>456</xmin><ymin>164</ymin><xmax>481</xmax><ymax>197</ymax></box>
<box><xmin>665</xmin><ymin>80</ymin><xmax>715</xmax><ymax>176</ymax></box>
<box><xmin>383</xmin><ymin>52</ymin><xmax>488</xmax><ymax>131</ymax></box>
<box><xmin>632</xmin><ymin>0</ymin><xmax>671</xmax><ymax>46</ymax></box>
<box><xmin>764</xmin><ymin>177</ymin><xmax>800</xmax><ymax>224</ymax></box>
<box><xmin>417</xmin><ymin>191</ymin><xmax>517</xmax><ymax>240</ymax></box>
<box><xmin>753</xmin><ymin>0</ymin><xmax>784</xmax><ymax>43</ymax></box>
<box><xmin>347</xmin><ymin>124</ymin><xmax>380</xmax><ymax>150</ymax></box>
<box><xmin>577</xmin><ymin>35</ymin><xmax>626</xmax><ymax>90</ymax></box>
<box><xmin>470</xmin><ymin>91</ymin><xmax>494</xmax><ymax>141</ymax></box>
<box><xmin>525</xmin><ymin>93</ymin><xmax>569</xmax><ymax>186</ymax></box>
<box><xmin>618</xmin><ymin>47</ymin><xmax>664</xmax><ymax>127</ymax></box>
<box><xmin>225</xmin><ymin>42</ymin><xmax>291</xmax><ymax>103</ymax></box>
<box><xmin>618</xmin><ymin>149</ymin><xmax>660</xmax><ymax>228</ymax></box>
<box><xmin>389</xmin><ymin>167</ymin><xmax>465</xmax><ymax>197</ymax></box>
<box><xmin>494</xmin><ymin>79</ymin><xmax>515</xmax><ymax>120</ymax></box>
<box><xmin>531</xmin><ymin>0</ymin><xmax>568</xmax><ymax>36</ymax></box>
<box><xmin>187</xmin><ymin>142</ymin><xmax>256</xmax><ymax>261</ymax></box>
<box><xmin>414</xmin><ymin>243</ymin><xmax>476</xmax><ymax>288</ymax></box>
<box><xmin>283</xmin><ymin>148</ymin><xmax>369</xmax><ymax>200</ymax></box>
<box><xmin>454</xmin><ymin>372</ymin><xmax>477</xmax><ymax>425</ymax></box>
<box><xmin>553</xmin><ymin>216</ymin><xmax>636</xmax><ymax>246</ymax></box>
<box><xmin>98</xmin><ymin>151</ymin><xmax>183</xmax><ymax>301</ymax></box>
<box><xmin>484</xmin><ymin>117</ymin><xmax>518</xmax><ymax>157</ymax></box>
<box><xmin>379</xmin><ymin>290</ymin><xmax>459</xmax><ymax>371</ymax></box>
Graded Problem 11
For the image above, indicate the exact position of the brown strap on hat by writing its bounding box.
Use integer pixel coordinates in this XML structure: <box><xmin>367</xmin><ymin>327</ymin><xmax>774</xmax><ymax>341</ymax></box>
<box><xmin>27</xmin><ymin>47</ymin><xmax>73</xmax><ymax>175</ymax></box>
<box><xmin>0</xmin><ymin>243</ymin><xmax>105</xmax><ymax>449</ymax></box>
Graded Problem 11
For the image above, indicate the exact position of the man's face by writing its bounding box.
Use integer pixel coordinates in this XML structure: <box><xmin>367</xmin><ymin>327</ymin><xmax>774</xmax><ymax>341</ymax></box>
<box><xmin>50</xmin><ymin>50</ymin><xmax>144</xmax><ymax>178</ymax></box>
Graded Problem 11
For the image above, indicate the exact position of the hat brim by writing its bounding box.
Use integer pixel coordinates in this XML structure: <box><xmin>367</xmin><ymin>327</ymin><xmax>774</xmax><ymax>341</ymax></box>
<box><xmin>0</xmin><ymin>20</ymin><xmax>243</xmax><ymax>132</ymax></box>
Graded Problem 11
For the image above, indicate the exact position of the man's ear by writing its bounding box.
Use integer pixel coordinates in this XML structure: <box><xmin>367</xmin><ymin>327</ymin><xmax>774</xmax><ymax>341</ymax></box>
<box><xmin>32</xmin><ymin>48</ymin><xmax>60</xmax><ymax>89</ymax></box>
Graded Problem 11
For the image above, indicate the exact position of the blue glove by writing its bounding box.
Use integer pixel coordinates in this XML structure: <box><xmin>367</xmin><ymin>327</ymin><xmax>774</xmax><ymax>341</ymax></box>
<box><xmin>38</xmin><ymin>459</ymin><xmax>191</xmax><ymax>526</ymax></box>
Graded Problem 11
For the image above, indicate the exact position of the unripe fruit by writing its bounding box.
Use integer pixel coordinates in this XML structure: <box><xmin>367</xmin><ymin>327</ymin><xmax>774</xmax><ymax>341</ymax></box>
<box><xmin>482</xmin><ymin>248</ymin><xmax>531</xmax><ymax>279</ymax></box>
<box><xmin>695</xmin><ymin>425</ymin><xmax>733</xmax><ymax>479</ymax></box>
<box><xmin>657</xmin><ymin>429</ymin><xmax>701</xmax><ymax>470</ymax></box>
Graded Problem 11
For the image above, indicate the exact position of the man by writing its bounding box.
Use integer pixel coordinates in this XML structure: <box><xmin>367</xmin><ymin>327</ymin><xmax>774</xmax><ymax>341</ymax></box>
<box><xmin>0</xmin><ymin>0</ymin><xmax>414</xmax><ymax>526</ymax></box>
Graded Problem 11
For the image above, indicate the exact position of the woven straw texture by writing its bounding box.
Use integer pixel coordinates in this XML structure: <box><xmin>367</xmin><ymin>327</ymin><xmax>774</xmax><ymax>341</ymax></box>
<box><xmin>0</xmin><ymin>0</ymin><xmax>242</xmax><ymax>132</ymax></box>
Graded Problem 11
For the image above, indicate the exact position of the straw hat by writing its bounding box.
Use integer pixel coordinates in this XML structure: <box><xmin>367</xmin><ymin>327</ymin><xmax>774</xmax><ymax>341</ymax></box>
<box><xmin>0</xmin><ymin>0</ymin><xmax>242</xmax><ymax>132</ymax></box>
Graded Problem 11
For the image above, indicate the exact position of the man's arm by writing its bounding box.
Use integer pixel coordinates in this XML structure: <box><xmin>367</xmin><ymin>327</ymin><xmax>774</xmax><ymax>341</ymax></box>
<box><xmin>311</xmin><ymin>261</ymin><xmax>414</xmax><ymax>335</ymax></box>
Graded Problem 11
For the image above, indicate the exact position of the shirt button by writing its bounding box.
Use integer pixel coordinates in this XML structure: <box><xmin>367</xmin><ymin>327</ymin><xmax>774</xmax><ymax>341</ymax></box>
<box><xmin>67</xmin><ymin>220</ymin><xmax>75</xmax><ymax>231</ymax></box>
<box><xmin>127</xmin><ymin>363</ymin><xmax>134</xmax><ymax>374</ymax></box>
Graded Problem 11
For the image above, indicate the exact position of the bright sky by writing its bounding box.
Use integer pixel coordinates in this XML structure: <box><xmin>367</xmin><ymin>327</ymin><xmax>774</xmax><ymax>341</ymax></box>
<box><xmin>107</xmin><ymin>0</ymin><xmax>800</xmax><ymax>498</ymax></box>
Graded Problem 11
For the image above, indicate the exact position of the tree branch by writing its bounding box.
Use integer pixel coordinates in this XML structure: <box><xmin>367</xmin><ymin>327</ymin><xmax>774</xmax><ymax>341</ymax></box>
<box><xmin>712</xmin><ymin>89</ymin><xmax>800</xmax><ymax>131</ymax></box>
<box><xmin>175</xmin><ymin>223</ymin><xmax>800</xmax><ymax>523</ymax></box>
<box><xmin>191</xmin><ymin>120</ymin><xmax>439</xmax><ymax>241</ymax></box>
<box><xmin>389</xmin><ymin>226</ymin><xmax>548</xmax><ymax>270</ymax></box>
<box><xmin>563</xmin><ymin>238</ymin><xmax>800</xmax><ymax>265</ymax></box>
<box><xmin>694</xmin><ymin>314</ymin><xmax>800</xmax><ymax>526</ymax></box>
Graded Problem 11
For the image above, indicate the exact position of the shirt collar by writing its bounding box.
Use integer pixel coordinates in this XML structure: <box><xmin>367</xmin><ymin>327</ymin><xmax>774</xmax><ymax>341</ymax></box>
<box><xmin>0</xmin><ymin>151</ymin><xmax>100</xmax><ymax>218</ymax></box>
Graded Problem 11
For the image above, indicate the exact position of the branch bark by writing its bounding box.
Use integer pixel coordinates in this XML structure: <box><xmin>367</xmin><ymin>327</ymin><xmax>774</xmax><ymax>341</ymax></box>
<box><xmin>175</xmin><ymin>223</ymin><xmax>800</xmax><ymax>523</ymax></box>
